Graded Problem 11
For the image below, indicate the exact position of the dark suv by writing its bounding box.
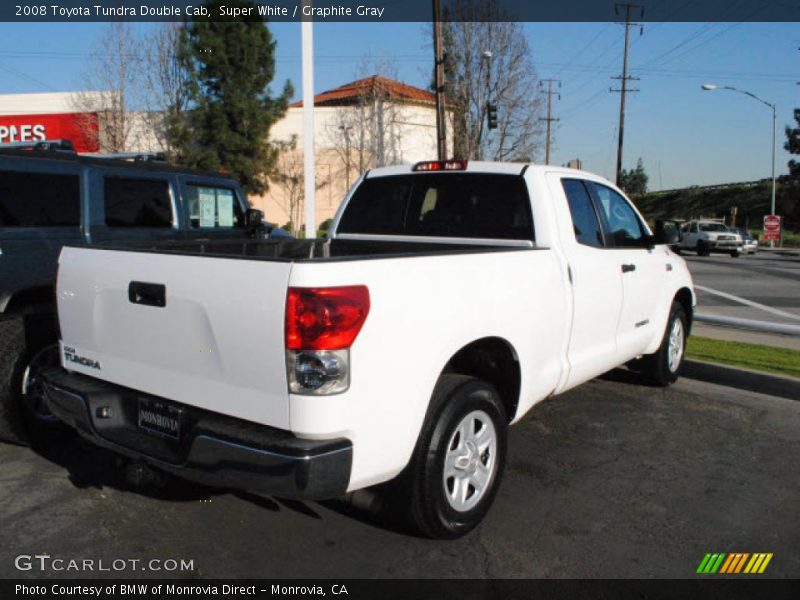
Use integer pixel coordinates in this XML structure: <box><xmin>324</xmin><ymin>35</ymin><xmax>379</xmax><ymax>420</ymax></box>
<box><xmin>0</xmin><ymin>141</ymin><xmax>281</xmax><ymax>444</ymax></box>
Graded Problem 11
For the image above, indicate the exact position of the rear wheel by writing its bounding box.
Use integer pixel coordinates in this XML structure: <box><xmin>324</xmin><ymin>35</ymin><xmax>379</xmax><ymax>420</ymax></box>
<box><xmin>0</xmin><ymin>314</ymin><xmax>66</xmax><ymax>446</ymax></box>
<box><xmin>730</xmin><ymin>250</ymin><xmax>740</xmax><ymax>258</ymax></box>
<box><xmin>19</xmin><ymin>343</ymin><xmax>63</xmax><ymax>432</ymax></box>
<box><xmin>0</xmin><ymin>317</ymin><xmax>30</xmax><ymax>445</ymax></box>
<box><xmin>640</xmin><ymin>302</ymin><xmax>687</xmax><ymax>387</ymax></box>
<box><xmin>408</xmin><ymin>375</ymin><xmax>507</xmax><ymax>539</ymax></box>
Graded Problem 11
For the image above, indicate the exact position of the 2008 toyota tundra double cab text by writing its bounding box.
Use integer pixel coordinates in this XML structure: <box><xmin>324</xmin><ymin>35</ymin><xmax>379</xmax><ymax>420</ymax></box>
<box><xmin>41</xmin><ymin>160</ymin><xmax>694</xmax><ymax>538</ymax></box>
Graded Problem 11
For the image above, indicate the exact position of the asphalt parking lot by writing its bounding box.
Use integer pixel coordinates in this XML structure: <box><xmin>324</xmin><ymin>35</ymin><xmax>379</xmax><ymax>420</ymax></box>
<box><xmin>1</xmin><ymin>371</ymin><xmax>798</xmax><ymax>579</ymax></box>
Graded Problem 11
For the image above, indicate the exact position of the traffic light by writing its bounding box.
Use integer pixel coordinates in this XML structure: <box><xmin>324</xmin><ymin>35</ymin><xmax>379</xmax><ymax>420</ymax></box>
<box><xmin>486</xmin><ymin>102</ymin><xmax>498</xmax><ymax>129</ymax></box>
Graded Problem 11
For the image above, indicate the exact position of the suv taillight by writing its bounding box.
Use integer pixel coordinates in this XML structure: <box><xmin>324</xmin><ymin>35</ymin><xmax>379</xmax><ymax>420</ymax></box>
<box><xmin>285</xmin><ymin>286</ymin><xmax>370</xmax><ymax>395</ymax></box>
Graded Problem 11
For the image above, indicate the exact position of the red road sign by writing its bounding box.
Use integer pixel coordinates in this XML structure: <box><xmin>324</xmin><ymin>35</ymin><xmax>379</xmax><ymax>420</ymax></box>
<box><xmin>763</xmin><ymin>215</ymin><xmax>782</xmax><ymax>242</ymax></box>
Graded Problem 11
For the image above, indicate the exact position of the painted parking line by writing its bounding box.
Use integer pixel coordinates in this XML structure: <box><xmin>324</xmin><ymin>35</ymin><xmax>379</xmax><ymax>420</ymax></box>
<box><xmin>694</xmin><ymin>285</ymin><xmax>800</xmax><ymax>322</ymax></box>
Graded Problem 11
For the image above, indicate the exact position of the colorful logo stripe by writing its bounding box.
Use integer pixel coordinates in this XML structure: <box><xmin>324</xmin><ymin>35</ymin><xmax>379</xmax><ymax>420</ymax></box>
<box><xmin>697</xmin><ymin>553</ymin><xmax>773</xmax><ymax>574</ymax></box>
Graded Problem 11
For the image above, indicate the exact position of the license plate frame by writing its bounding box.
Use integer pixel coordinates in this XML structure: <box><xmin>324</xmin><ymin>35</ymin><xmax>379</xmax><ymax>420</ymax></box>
<box><xmin>137</xmin><ymin>397</ymin><xmax>183</xmax><ymax>440</ymax></box>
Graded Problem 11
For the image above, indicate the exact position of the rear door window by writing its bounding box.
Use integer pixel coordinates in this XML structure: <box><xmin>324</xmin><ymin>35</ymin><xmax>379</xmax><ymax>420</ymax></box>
<box><xmin>561</xmin><ymin>178</ymin><xmax>604</xmax><ymax>248</ymax></box>
<box><xmin>186</xmin><ymin>185</ymin><xmax>244</xmax><ymax>229</ymax></box>
<box><xmin>337</xmin><ymin>173</ymin><xmax>534</xmax><ymax>241</ymax></box>
<box><xmin>0</xmin><ymin>170</ymin><xmax>80</xmax><ymax>227</ymax></box>
<box><xmin>104</xmin><ymin>177</ymin><xmax>173</xmax><ymax>228</ymax></box>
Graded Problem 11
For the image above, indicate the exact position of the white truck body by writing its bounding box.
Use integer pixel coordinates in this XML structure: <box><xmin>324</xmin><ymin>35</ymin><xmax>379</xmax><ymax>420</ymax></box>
<box><xmin>45</xmin><ymin>162</ymin><xmax>694</xmax><ymax>535</ymax></box>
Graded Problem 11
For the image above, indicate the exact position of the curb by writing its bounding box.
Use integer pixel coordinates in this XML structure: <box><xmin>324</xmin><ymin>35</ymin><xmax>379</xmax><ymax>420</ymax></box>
<box><xmin>760</xmin><ymin>248</ymin><xmax>799</xmax><ymax>256</ymax></box>
<box><xmin>683</xmin><ymin>359</ymin><xmax>800</xmax><ymax>401</ymax></box>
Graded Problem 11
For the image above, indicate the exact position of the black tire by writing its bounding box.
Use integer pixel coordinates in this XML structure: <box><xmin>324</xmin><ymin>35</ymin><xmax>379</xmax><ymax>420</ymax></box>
<box><xmin>407</xmin><ymin>374</ymin><xmax>507</xmax><ymax>539</ymax></box>
<box><xmin>0</xmin><ymin>317</ymin><xmax>31</xmax><ymax>445</ymax></box>
<box><xmin>696</xmin><ymin>241</ymin><xmax>710</xmax><ymax>256</ymax></box>
<box><xmin>0</xmin><ymin>313</ymin><xmax>66</xmax><ymax>446</ymax></box>
<box><xmin>730</xmin><ymin>250</ymin><xmax>740</xmax><ymax>258</ymax></box>
<box><xmin>640</xmin><ymin>302</ymin><xmax>687</xmax><ymax>387</ymax></box>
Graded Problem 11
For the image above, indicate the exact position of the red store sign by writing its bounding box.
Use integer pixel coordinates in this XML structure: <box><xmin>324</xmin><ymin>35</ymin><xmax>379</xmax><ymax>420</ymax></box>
<box><xmin>0</xmin><ymin>112</ymin><xmax>99</xmax><ymax>152</ymax></box>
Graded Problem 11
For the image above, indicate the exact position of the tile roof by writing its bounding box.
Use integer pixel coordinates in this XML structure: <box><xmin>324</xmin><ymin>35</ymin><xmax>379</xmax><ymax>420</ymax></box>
<box><xmin>290</xmin><ymin>75</ymin><xmax>436</xmax><ymax>108</ymax></box>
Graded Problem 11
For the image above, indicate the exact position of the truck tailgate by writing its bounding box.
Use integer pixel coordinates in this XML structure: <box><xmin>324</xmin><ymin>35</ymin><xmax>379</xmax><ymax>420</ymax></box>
<box><xmin>56</xmin><ymin>247</ymin><xmax>292</xmax><ymax>428</ymax></box>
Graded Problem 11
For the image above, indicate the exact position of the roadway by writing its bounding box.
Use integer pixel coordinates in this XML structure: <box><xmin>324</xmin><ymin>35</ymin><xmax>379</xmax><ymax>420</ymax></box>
<box><xmin>1</xmin><ymin>373</ymin><xmax>798</xmax><ymax>579</ymax></box>
<box><xmin>681</xmin><ymin>250</ymin><xmax>800</xmax><ymax>349</ymax></box>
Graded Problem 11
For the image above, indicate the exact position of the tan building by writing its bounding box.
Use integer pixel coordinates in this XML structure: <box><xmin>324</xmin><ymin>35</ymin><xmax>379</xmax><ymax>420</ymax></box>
<box><xmin>251</xmin><ymin>75</ymin><xmax>451</xmax><ymax>232</ymax></box>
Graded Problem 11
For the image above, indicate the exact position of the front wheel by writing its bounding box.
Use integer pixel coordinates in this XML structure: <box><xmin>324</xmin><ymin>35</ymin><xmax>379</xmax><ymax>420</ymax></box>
<box><xmin>640</xmin><ymin>302</ymin><xmax>687</xmax><ymax>387</ymax></box>
<box><xmin>408</xmin><ymin>375</ymin><xmax>507</xmax><ymax>539</ymax></box>
<box><xmin>730</xmin><ymin>250</ymin><xmax>740</xmax><ymax>258</ymax></box>
<box><xmin>696</xmin><ymin>241</ymin><xmax>710</xmax><ymax>256</ymax></box>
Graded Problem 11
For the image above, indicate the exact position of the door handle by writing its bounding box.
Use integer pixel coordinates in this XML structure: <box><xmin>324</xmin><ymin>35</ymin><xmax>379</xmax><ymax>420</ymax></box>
<box><xmin>128</xmin><ymin>281</ymin><xmax>166</xmax><ymax>307</ymax></box>
<box><xmin>621</xmin><ymin>264</ymin><xmax>636</xmax><ymax>273</ymax></box>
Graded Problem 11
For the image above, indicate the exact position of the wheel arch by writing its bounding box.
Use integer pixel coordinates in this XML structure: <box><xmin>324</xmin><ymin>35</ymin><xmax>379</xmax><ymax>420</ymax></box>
<box><xmin>2</xmin><ymin>286</ymin><xmax>56</xmax><ymax>317</ymax></box>
<box><xmin>439</xmin><ymin>336</ymin><xmax>521</xmax><ymax>422</ymax></box>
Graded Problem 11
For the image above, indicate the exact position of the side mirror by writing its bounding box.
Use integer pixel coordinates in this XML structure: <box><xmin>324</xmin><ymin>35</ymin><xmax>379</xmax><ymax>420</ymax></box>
<box><xmin>245</xmin><ymin>208</ymin><xmax>264</xmax><ymax>229</ymax></box>
<box><xmin>650</xmin><ymin>220</ymin><xmax>682</xmax><ymax>249</ymax></box>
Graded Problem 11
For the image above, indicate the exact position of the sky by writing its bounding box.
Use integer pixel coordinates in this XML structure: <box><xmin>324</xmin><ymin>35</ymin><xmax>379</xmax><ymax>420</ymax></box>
<box><xmin>0</xmin><ymin>20</ymin><xmax>796</xmax><ymax>190</ymax></box>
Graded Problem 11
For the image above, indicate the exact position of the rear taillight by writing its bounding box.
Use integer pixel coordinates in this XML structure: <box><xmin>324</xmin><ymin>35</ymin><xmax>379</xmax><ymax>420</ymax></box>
<box><xmin>285</xmin><ymin>286</ymin><xmax>370</xmax><ymax>395</ymax></box>
<box><xmin>285</xmin><ymin>286</ymin><xmax>370</xmax><ymax>351</ymax></box>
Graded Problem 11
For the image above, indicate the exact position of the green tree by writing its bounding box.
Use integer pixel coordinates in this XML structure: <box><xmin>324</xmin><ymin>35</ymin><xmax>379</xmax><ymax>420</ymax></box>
<box><xmin>784</xmin><ymin>108</ymin><xmax>800</xmax><ymax>180</ymax></box>
<box><xmin>171</xmin><ymin>0</ymin><xmax>292</xmax><ymax>194</ymax></box>
<box><xmin>620</xmin><ymin>158</ymin><xmax>649</xmax><ymax>197</ymax></box>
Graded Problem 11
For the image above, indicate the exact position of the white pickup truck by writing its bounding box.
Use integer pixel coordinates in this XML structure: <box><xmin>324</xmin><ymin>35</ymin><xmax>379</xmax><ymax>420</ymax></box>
<box><xmin>679</xmin><ymin>220</ymin><xmax>744</xmax><ymax>257</ymax></box>
<box><xmin>42</xmin><ymin>161</ymin><xmax>694</xmax><ymax>538</ymax></box>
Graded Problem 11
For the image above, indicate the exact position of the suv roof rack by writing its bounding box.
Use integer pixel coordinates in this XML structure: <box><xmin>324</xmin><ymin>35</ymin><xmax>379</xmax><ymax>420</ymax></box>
<box><xmin>82</xmin><ymin>151</ymin><xmax>167</xmax><ymax>163</ymax></box>
<box><xmin>0</xmin><ymin>140</ymin><xmax>229</xmax><ymax>178</ymax></box>
<box><xmin>0</xmin><ymin>139</ymin><xmax>76</xmax><ymax>153</ymax></box>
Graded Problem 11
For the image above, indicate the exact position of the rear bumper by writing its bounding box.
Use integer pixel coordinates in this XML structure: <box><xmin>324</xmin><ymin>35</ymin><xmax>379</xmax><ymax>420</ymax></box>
<box><xmin>40</xmin><ymin>367</ymin><xmax>352</xmax><ymax>500</ymax></box>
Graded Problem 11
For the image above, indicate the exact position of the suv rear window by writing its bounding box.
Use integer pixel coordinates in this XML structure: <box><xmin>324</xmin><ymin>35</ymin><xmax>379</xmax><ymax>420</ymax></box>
<box><xmin>337</xmin><ymin>173</ymin><xmax>534</xmax><ymax>240</ymax></box>
<box><xmin>0</xmin><ymin>170</ymin><xmax>80</xmax><ymax>227</ymax></box>
<box><xmin>104</xmin><ymin>177</ymin><xmax>172</xmax><ymax>228</ymax></box>
<box><xmin>186</xmin><ymin>184</ymin><xmax>243</xmax><ymax>228</ymax></box>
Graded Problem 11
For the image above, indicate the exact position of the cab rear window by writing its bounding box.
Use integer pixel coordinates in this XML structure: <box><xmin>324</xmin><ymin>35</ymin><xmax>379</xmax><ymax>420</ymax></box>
<box><xmin>337</xmin><ymin>173</ymin><xmax>534</xmax><ymax>241</ymax></box>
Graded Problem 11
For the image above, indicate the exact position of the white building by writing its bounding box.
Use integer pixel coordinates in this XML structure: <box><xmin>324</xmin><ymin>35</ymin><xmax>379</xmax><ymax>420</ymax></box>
<box><xmin>0</xmin><ymin>91</ymin><xmax>161</xmax><ymax>154</ymax></box>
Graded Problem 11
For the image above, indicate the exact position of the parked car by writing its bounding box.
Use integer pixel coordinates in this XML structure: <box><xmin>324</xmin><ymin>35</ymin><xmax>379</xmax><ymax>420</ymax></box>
<box><xmin>0</xmin><ymin>140</ymin><xmax>282</xmax><ymax>445</ymax></box>
<box><xmin>679</xmin><ymin>220</ymin><xmax>743</xmax><ymax>257</ymax></box>
<box><xmin>40</xmin><ymin>160</ymin><xmax>694</xmax><ymax>538</ymax></box>
<box><xmin>731</xmin><ymin>227</ymin><xmax>758</xmax><ymax>254</ymax></box>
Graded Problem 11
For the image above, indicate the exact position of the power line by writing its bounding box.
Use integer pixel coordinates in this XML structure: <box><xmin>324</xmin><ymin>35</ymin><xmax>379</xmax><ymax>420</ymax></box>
<box><xmin>560</xmin><ymin>23</ymin><xmax>612</xmax><ymax>71</ymax></box>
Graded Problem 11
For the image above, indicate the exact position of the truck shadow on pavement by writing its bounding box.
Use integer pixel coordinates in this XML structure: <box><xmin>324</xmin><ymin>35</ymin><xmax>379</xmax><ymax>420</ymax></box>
<box><xmin>31</xmin><ymin>431</ymin><xmax>420</xmax><ymax>536</ymax></box>
<box><xmin>32</xmin><ymin>433</ymin><xmax>220</xmax><ymax>502</ymax></box>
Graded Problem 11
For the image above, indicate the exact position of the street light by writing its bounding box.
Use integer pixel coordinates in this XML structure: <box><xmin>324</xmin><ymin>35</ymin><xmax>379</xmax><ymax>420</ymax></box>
<box><xmin>701</xmin><ymin>83</ymin><xmax>777</xmax><ymax>245</ymax></box>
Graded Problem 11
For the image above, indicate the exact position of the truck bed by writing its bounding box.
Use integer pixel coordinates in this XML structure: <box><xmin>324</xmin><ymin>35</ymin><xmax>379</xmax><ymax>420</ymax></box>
<box><xmin>88</xmin><ymin>237</ymin><xmax>536</xmax><ymax>263</ymax></box>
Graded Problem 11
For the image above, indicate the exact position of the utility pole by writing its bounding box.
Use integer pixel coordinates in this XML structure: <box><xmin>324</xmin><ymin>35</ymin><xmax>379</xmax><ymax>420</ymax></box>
<box><xmin>433</xmin><ymin>0</ymin><xmax>447</xmax><ymax>160</ymax></box>
<box><xmin>539</xmin><ymin>79</ymin><xmax>561</xmax><ymax>165</ymax></box>
<box><xmin>301</xmin><ymin>0</ymin><xmax>316</xmax><ymax>237</ymax></box>
<box><xmin>611</xmin><ymin>3</ymin><xmax>643</xmax><ymax>187</ymax></box>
